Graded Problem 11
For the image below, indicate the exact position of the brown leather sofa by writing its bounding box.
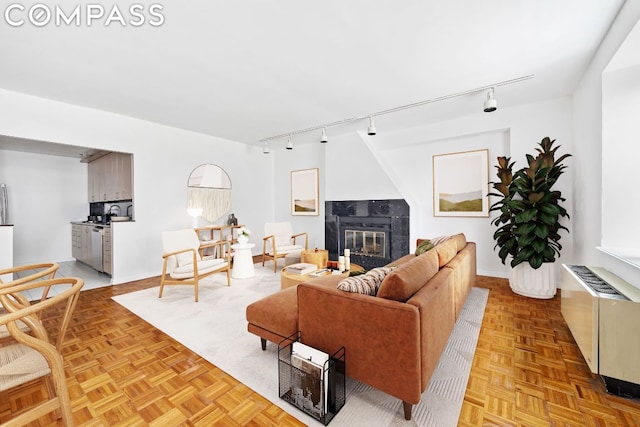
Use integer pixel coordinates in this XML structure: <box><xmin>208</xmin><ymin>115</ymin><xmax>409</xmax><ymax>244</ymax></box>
<box><xmin>246</xmin><ymin>233</ymin><xmax>476</xmax><ymax>420</ymax></box>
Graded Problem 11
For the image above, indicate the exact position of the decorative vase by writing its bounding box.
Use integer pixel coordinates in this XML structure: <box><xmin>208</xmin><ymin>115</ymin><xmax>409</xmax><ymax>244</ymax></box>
<box><xmin>509</xmin><ymin>262</ymin><xmax>556</xmax><ymax>299</ymax></box>
<box><xmin>238</xmin><ymin>235</ymin><xmax>249</xmax><ymax>244</ymax></box>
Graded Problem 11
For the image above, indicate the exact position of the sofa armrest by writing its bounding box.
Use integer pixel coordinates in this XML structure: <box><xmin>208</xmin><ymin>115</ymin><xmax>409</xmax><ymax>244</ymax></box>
<box><xmin>297</xmin><ymin>282</ymin><xmax>422</xmax><ymax>405</ymax></box>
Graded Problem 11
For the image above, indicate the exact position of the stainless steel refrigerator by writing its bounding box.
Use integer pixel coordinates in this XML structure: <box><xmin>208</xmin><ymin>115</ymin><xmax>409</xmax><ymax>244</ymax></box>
<box><xmin>0</xmin><ymin>183</ymin><xmax>7</xmax><ymax>225</ymax></box>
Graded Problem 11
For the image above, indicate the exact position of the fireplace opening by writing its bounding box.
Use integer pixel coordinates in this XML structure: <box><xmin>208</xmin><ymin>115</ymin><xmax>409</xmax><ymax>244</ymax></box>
<box><xmin>344</xmin><ymin>229</ymin><xmax>386</xmax><ymax>258</ymax></box>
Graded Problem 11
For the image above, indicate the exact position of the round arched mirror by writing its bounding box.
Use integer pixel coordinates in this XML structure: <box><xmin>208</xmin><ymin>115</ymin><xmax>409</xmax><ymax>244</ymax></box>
<box><xmin>187</xmin><ymin>164</ymin><xmax>232</xmax><ymax>223</ymax></box>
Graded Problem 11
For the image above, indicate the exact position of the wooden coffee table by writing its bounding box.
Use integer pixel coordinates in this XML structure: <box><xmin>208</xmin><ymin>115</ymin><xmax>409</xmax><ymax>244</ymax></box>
<box><xmin>280</xmin><ymin>264</ymin><xmax>363</xmax><ymax>290</ymax></box>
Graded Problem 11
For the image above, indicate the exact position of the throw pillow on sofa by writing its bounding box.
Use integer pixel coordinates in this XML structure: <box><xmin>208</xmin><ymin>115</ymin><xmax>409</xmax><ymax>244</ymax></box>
<box><xmin>429</xmin><ymin>235</ymin><xmax>451</xmax><ymax>246</ymax></box>
<box><xmin>415</xmin><ymin>239</ymin><xmax>434</xmax><ymax>255</ymax></box>
<box><xmin>337</xmin><ymin>267</ymin><xmax>393</xmax><ymax>296</ymax></box>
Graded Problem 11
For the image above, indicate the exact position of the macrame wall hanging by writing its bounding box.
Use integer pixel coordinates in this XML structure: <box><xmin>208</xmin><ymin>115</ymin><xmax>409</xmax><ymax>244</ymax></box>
<box><xmin>187</xmin><ymin>164</ymin><xmax>232</xmax><ymax>223</ymax></box>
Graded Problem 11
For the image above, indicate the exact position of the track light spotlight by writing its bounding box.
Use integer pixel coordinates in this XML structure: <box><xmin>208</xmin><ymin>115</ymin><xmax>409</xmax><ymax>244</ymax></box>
<box><xmin>262</xmin><ymin>142</ymin><xmax>269</xmax><ymax>154</ymax></box>
<box><xmin>320</xmin><ymin>127</ymin><xmax>328</xmax><ymax>143</ymax></box>
<box><xmin>483</xmin><ymin>88</ymin><xmax>497</xmax><ymax>112</ymax></box>
<box><xmin>286</xmin><ymin>137</ymin><xmax>293</xmax><ymax>150</ymax></box>
<box><xmin>367</xmin><ymin>116</ymin><xmax>376</xmax><ymax>135</ymax></box>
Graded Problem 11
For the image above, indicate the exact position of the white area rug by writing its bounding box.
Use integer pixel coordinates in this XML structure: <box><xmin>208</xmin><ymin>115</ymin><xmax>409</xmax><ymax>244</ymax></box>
<box><xmin>112</xmin><ymin>266</ymin><xmax>488</xmax><ymax>426</ymax></box>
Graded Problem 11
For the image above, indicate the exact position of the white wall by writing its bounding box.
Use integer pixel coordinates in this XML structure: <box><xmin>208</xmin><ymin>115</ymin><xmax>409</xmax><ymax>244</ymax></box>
<box><xmin>0</xmin><ymin>88</ymin><xmax>274</xmax><ymax>284</ymax></box>
<box><xmin>324</xmin><ymin>132</ymin><xmax>402</xmax><ymax>202</ymax></box>
<box><xmin>0</xmin><ymin>149</ymin><xmax>87</xmax><ymax>264</ymax></box>
<box><xmin>273</xmin><ymin>142</ymin><xmax>326</xmax><ymax>249</ymax></box>
<box><xmin>323</xmin><ymin>97</ymin><xmax>573</xmax><ymax>278</ymax></box>
<box><xmin>602</xmin><ymin>65</ymin><xmax>640</xmax><ymax>249</ymax></box>
<box><xmin>572</xmin><ymin>1</ymin><xmax>640</xmax><ymax>287</ymax></box>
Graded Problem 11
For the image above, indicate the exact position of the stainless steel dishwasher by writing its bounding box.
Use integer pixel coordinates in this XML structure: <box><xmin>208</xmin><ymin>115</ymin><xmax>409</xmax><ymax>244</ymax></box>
<box><xmin>89</xmin><ymin>226</ymin><xmax>104</xmax><ymax>272</ymax></box>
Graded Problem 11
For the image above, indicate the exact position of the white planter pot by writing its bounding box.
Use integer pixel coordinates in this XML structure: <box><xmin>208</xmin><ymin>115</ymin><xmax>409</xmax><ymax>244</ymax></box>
<box><xmin>237</xmin><ymin>236</ymin><xmax>249</xmax><ymax>244</ymax></box>
<box><xmin>509</xmin><ymin>262</ymin><xmax>556</xmax><ymax>299</ymax></box>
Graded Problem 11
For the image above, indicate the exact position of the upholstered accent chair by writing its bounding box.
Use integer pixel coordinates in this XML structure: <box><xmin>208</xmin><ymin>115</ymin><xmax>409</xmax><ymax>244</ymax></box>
<box><xmin>160</xmin><ymin>229</ymin><xmax>231</xmax><ymax>302</ymax></box>
<box><xmin>0</xmin><ymin>276</ymin><xmax>84</xmax><ymax>426</ymax></box>
<box><xmin>261</xmin><ymin>222</ymin><xmax>308</xmax><ymax>272</ymax></box>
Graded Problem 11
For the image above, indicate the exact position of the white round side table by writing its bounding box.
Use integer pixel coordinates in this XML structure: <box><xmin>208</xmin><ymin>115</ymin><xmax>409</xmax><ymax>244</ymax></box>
<box><xmin>231</xmin><ymin>242</ymin><xmax>255</xmax><ymax>279</ymax></box>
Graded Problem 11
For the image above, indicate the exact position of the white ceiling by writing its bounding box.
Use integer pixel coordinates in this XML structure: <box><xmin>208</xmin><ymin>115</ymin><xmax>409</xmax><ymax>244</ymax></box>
<box><xmin>0</xmin><ymin>0</ymin><xmax>626</xmax><ymax>153</ymax></box>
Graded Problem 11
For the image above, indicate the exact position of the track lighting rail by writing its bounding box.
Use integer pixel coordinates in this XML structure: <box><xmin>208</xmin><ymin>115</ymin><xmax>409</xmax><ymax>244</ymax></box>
<box><xmin>259</xmin><ymin>74</ymin><xmax>533</xmax><ymax>145</ymax></box>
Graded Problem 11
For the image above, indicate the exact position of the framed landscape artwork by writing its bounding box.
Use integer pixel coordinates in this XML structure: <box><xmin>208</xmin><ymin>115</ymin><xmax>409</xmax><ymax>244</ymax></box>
<box><xmin>432</xmin><ymin>149</ymin><xmax>489</xmax><ymax>217</ymax></box>
<box><xmin>291</xmin><ymin>168</ymin><xmax>319</xmax><ymax>216</ymax></box>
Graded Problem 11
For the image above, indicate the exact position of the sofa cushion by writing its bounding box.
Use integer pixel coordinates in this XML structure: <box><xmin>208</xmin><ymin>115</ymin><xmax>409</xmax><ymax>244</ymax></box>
<box><xmin>377</xmin><ymin>250</ymin><xmax>439</xmax><ymax>302</ymax></box>
<box><xmin>430</xmin><ymin>235</ymin><xmax>451</xmax><ymax>246</ymax></box>
<box><xmin>386</xmin><ymin>253</ymin><xmax>415</xmax><ymax>268</ymax></box>
<box><xmin>434</xmin><ymin>238</ymin><xmax>458</xmax><ymax>268</ymax></box>
<box><xmin>450</xmin><ymin>233</ymin><xmax>467</xmax><ymax>252</ymax></box>
<box><xmin>415</xmin><ymin>239</ymin><xmax>434</xmax><ymax>256</ymax></box>
<box><xmin>337</xmin><ymin>267</ymin><xmax>392</xmax><ymax>295</ymax></box>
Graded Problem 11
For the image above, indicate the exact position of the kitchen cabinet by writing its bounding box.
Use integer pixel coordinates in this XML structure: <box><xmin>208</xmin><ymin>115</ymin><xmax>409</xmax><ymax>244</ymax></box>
<box><xmin>71</xmin><ymin>224</ymin><xmax>82</xmax><ymax>259</ymax></box>
<box><xmin>88</xmin><ymin>156</ymin><xmax>108</xmax><ymax>202</ymax></box>
<box><xmin>114</xmin><ymin>153</ymin><xmax>133</xmax><ymax>200</ymax></box>
<box><xmin>72</xmin><ymin>222</ymin><xmax>111</xmax><ymax>275</ymax></box>
<box><xmin>103</xmin><ymin>227</ymin><xmax>112</xmax><ymax>275</ymax></box>
<box><xmin>88</xmin><ymin>152</ymin><xmax>133</xmax><ymax>202</ymax></box>
<box><xmin>80</xmin><ymin>225</ymin><xmax>92</xmax><ymax>264</ymax></box>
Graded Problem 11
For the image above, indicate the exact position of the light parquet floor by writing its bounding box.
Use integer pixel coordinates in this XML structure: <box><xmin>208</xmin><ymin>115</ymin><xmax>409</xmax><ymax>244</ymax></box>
<box><xmin>1</xmin><ymin>274</ymin><xmax>639</xmax><ymax>426</ymax></box>
<box><xmin>460</xmin><ymin>276</ymin><xmax>640</xmax><ymax>427</ymax></box>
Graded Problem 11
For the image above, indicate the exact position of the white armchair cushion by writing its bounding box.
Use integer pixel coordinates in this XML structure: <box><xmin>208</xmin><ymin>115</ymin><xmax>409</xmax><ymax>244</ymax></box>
<box><xmin>274</xmin><ymin>234</ymin><xmax>292</xmax><ymax>245</ymax></box>
<box><xmin>269</xmin><ymin>244</ymin><xmax>304</xmax><ymax>255</ymax></box>
<box><xmin>171</xmin><ymin>259</ymin><xmax>227</xmax><ymax>279</ymax></box>
<box><xmin>175</xmin><ymin>251</ymin><xmax>198</xmax><ymax>268</ymax></box>
<box><xmin>163</xmin><ymin>229</ymin><xmax>202</xmax><ymax>268</ymax></box>
<box><xmin>265</xmin><ymin>222</ymin><xmax>295</xmax><ymax>252</ymax></box>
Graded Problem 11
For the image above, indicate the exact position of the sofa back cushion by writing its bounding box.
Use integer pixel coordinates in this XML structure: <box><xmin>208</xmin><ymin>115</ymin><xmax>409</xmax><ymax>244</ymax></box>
<box><xmin>450</xmin><ymin>233</ymin><xmax>467</xmax><ymax>252</ymax></box>
<box><xmin>377</xmin><ymin>249</ymin><xmax>439</xmax><ymax>302</ymax></box>
<box><xmin>434</xmin><ymin>238</ymin><xmax>458</xmax><ymax>268</ymax></box>
<box><xmin>386</xmin><ymin>253</ymin><xmax>415</xmax><ymax>268</ymax></box>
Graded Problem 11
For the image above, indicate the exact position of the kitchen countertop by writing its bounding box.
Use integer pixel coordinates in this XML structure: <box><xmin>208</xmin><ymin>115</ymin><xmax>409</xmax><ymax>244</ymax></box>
<box><xmin>71</xmin><ymin>219</ymin><xmax>135</xmax><ymax>226</ymax></box>
<box><xmin>71</xmin><ymin>221</ymin><xmax>111</xmax><ymax>227</ymax></box>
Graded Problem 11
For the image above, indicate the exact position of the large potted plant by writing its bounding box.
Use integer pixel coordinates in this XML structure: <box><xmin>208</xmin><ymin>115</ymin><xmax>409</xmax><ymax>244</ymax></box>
<box><xmin>489</xmin><ymin>137</ymin><xmax>571</xmax><ymax>298</ymax></box>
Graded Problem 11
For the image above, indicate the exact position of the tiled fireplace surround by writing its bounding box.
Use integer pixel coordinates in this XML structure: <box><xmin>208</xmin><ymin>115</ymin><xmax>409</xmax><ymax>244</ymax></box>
<box><xmin>325</xmin><ymin>199</ymin><xmax>409</xmax><ymax>270</ymax></box>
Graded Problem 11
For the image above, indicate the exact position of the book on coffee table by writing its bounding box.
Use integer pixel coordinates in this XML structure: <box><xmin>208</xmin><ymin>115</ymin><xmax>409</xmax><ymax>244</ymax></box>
<box><xmin>310</xmin><ymin>268</ymin><xmax>331</xmax><ymax>277</ymax></box>
<box><xmin>285</xmin><ymin>263</ymin><xmax>318</xmax><ymax>275</ymax></box>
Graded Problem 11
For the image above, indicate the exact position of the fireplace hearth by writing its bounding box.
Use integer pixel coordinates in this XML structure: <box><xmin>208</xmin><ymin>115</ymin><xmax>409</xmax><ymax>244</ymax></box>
<box><xmin>325</xmin><ymin>199</ymin><xmax>409</xmax><ymax>270</ymax></box>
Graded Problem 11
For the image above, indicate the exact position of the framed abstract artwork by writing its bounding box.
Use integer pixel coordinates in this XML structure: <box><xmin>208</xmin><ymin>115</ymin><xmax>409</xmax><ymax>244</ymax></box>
<box><xmin>291</xmin><ymin>168</ymin><xmax>319</xmax><ymax>216</ymax></box>
<box><xmin>432</xmin><ymin>149</ymin><xmax>489</xmax><ymax>217</ymax></box>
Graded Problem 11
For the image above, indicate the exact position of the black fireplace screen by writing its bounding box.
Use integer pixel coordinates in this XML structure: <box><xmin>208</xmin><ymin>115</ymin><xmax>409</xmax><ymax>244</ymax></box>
<box><xmin>344</xmin><ymin>229</ymin><xmax>386</xmax><ymax>258</ymax></box>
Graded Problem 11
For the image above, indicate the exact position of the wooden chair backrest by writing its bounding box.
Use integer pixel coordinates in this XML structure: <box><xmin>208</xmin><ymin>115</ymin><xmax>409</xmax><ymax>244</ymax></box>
<box><xmin>0</xmin><ymin>262</ymin><xmax>59</xmax><ymax>284</ymax></box>
<box><xmin>0</xmin><ymin>277</ymin><xmax>84</xmax><ymax>351</ymax></box>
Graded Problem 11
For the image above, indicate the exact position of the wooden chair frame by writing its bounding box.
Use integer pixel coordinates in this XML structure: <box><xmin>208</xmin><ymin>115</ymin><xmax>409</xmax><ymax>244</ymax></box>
<box><xmin>0</xmin><ymin>262</ymin><xmax>59</xmax><ymax>287</ymax></box>
<box><xmin>0</xmin><ymin>277</ymin><xmax>84</xmax><ymax>427</ymax></box>
<box><xmin>160</xmin><ymin>240</ymin><xmax>232</xmax><ymax>302</ymax></box>
<box><xmin>0</xmin><ymin>262</ymin><xmax>60</xmax><ymax>342</ymax></box>
<box><xmin>262</xmin><ymin>232</ymin><xmax>308</xmax><ymax>273</ymax></box>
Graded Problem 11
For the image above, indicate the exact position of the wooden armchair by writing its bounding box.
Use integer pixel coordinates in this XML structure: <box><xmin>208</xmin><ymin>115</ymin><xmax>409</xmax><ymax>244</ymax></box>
<box><xmin>0</xmin><ymin>262</ymin><xmax>60</xmax><ymax>342</ymax></box>
<box><xmin>262</xmin><ymin>222</ymin><xmax>308</xmax><ymax>272</ymax></box>
<box><xmin>0</xmin><ymin>276</ymin><xmax>84</xmax><ymax>426</ymax></box>
<box><xmin>160</xmin><ymin>229</ymin><xmax>232</xmax><ymax>302</ymax></box>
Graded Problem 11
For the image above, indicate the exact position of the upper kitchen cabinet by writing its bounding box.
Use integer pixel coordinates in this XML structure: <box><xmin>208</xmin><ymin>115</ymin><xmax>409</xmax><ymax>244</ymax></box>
<box><xmin>88</xmin><ymin>152</ymin><xmax>133</xmax><ymax>202</ymax></box>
